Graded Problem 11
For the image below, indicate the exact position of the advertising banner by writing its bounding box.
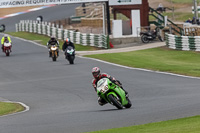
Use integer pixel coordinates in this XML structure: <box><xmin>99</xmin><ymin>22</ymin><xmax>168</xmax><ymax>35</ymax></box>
<box><xmin>109</xmin><ymin>0</ymin><xmax>142</xmax><ymax>6</ymax></box>
<box><xmin>0</xmin><ymin>0</ymin><xmax>108</xmax><ymax>8</ymax></box>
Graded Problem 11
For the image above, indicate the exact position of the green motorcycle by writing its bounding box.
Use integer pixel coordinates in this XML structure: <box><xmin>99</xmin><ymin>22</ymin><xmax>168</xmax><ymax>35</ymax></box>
<box><xmin>96</xmin><ymin>78</ymin><xmax>132</xmax><ymax>109</ymax></box>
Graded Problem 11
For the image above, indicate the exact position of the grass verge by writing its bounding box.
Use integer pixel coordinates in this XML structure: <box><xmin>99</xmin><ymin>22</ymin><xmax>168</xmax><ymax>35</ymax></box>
<box><xmin>86</xmin><ymin>115</ymin><xmax>200</xmax><ymax>133</ymax></box>
<box><xmin>85</xmin><ymin>47</ymin><xmax>200</xmax><ymax>77</ymax></box>
<box><xmin>149</xmin><ymin>12</ymin><xmax>193</xmax><ymax>22</ymax></box>
<box><xmin>0</xmin><ymin>102</ymin><xmax>25</xmax><ymax>116</ymax></box>
<box><xmin>6</xmin><ymin>32</ymin><xmax>101</xmax><ymax>51</ymax></box>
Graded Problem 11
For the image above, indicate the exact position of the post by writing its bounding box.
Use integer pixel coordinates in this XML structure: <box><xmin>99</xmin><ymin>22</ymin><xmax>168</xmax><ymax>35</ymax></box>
<box><xmin>194</xmin><ymin>0</ymin><xmax>198</xmax><ymax>24</ymax></box>
<box><xmin>106</xmin><ymin>1</ymin><xmax>111</xmax><ymax>35</ymax></box>
<box><xmin>102</xmin><ymin>3</ymin><xmax>106</xmax><ymax>35</ymax></box>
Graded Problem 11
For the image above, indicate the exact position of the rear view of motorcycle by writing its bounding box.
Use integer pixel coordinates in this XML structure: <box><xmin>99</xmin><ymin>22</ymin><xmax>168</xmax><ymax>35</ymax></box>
<box><xmin>140</xmin><ymin>27</ymin><xmax>163</xmax><ymax>43</ymax></box>
<box><xmin>3</xmin><ymin>41</ymin><xmax>12</xmax><ymax>56</ymax></box>
<box><xmin>50</xmin><ymin>45</ymin><xmax>59</xmax><ymax>61</ymax></box>
<box><xmin>65</xmin><ymin>46</ymin><xmax>75</xmax><ymax>64</ymax></box>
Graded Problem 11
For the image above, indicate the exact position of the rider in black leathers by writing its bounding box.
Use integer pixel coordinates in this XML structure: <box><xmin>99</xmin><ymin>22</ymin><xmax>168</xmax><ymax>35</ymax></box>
<box><xmin>62</xmin><ymin>38</ymin><xmax>75</xmax><ymax>51</ymax></box>
<box><xmin>47</xmin><ymin>36</ymin><xmax>59</xmax><ymax>57</ymax></box>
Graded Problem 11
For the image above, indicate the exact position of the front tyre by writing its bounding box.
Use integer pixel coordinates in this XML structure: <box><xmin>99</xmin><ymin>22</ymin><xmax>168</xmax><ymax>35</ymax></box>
<box><xmin>5</xmin><ymin>50</ymin><xmax>10</xmax><ymax>56</ymax></box>
<box><xmin>108</xmin><ymin>94</ymin><xmax>123</xmax><ymax>109</ymax></box>
<box><xmin>52</xmin><ymin>56</ymin><xmax>56</xmax><ymax>61</ymax></box>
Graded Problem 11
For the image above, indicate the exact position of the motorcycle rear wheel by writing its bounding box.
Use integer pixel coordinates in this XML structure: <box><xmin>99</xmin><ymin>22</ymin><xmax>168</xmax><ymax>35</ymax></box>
<box><xmin>141</xmin><ymin>35</ymin><xmax>149</xmax><ymax>43</ymax></box>
<box><xmin>108</xmin><ymin>94</ymin><xmax>123</xmax><ymax>109</ymax></box>
<box><xmin>124</xmin><ymin>97</ymin><xmax>132</xmax><ymax>108</ymax></box>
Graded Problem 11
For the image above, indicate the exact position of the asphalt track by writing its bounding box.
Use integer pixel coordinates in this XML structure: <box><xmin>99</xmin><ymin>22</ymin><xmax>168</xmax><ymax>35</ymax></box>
<box><xmin>0</xmin><ymin>4</ymin><xmax>200</xmax><ymax>133</ymax></box>
<box><xmin>0</xmin><ymin>35</ymin><xmax>200</xmax><ymax>133</ymax></box>
<box><xmin>0</xmin><ymin>4</ymin><xmax>80</xmax><ymax>32</ymax></box>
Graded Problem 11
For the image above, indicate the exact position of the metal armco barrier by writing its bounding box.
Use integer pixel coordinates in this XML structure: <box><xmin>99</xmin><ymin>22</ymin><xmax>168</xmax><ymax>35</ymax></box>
<box><xmin>165</xmin><ymin>34</ymin><xmax>200</xmax><ymax>51</ymax></box>
<box><xmin>16</xmin><ymin>20</ymin><xmax>109</xmax><ymax>49</ymax></box>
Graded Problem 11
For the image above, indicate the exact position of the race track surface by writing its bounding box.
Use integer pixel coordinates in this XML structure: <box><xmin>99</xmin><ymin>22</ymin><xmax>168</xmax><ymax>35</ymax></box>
<box><xmin>0</xmin><ymin>36</ymin><xmax>200</xmax><ymax>133</ymax></box>
<box><xmin>0</xmin><ymin>4</ymin><xmax>200</xmax><ymax>133</ymax></box>
<box><xmin>0</xmin><ymin>4</ymin><xmax>80</xmax><ymax>32</ymax></box>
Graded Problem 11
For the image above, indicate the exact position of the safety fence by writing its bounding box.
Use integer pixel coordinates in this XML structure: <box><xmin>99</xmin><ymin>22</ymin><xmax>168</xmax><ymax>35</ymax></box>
<box><xmin>16</xmin><ymin>20</ymin><xmax>109</xmax><ymax>49</ymax></box>
<box><xmin>165</xmin><ymin>34</ymin><xmax>200</xmax><ymax>51</ymax></box>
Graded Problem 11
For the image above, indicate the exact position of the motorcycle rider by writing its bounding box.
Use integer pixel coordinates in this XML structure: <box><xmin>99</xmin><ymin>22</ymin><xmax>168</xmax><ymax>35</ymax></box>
<box><xmin>62</xmin><ymin>38</ymin><xmax>75</xmax><ymax>58</ymax></box>
<box><xmin>47</xmin><ymin>36</ymin><xmax>59</xmax><ymax>57</ymax></box>
<box><xmin>91</xmin><ymin>67</ymin><xmax>129</xmax><ymax>106</ymax></box>
<box><xmin>62</xmin><ymin>38</ymin><xmax>75</xmax><ymax>51</ymax></box>
<box><xmin>1</xmin><ymin>34</ymin><xmax>12</xmax><ymax>52</ymax></box>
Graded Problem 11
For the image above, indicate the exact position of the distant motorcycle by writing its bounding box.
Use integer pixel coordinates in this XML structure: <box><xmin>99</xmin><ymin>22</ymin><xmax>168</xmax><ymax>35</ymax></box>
<box><xmin>0</xmin><ymin>24</ymin><xmax>5</xmax><ymax>32</ymax></box>
<box><xmin>96</xmin><ymin>78</ymin><xmax>132</xmax><ymax>109</ymax></box>
<box><xmin>140</xmin><ymin>27</ymin><xmax>163</xmax><ymax>43</ymax></box>
<box><xmin>3</xmin><ymin>41</ymin><xmax>12</xmax><ymax>56</ymax></box>
<box><xmin>50</xmin><ymin>45</ymin><xmax>58</xmax><ymax>61</ymax></box>
<box><xmin>65</xmin><ymin>46</ymin><xmax>75</xmax><ymax>64</ymax></box>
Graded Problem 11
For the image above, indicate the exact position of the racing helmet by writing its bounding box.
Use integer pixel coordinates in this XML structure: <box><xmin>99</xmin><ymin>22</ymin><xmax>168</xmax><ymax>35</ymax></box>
<box><xmin>92</xmin><ymin>67</ymin><xmax>100</xmax><ymax>78</ymax></box>
<box><xmin>51</xmin><ymin>36</ymin><xmax>55</xmax><ymax>40</ymax></box>
<box><xmin>66</xmin><ymin>38</ymin><xmax>70</xmax><ymax>44</ymax></box>
<box><xmin>4</xmin><ymin>34</ymin><xmax>8</xmax><ymax>38</ymax></box>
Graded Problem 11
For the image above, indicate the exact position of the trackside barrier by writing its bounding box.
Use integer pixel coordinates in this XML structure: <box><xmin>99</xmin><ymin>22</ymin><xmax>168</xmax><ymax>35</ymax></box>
<box><xmin>16</xmin><ymin>20</ymin><xmax>109</xmax><ymax>49</ymax></box>
<box><xmin>165</xmin><ymin>34</ymin><xmax>200</xmax><ymax>51</ymax></box>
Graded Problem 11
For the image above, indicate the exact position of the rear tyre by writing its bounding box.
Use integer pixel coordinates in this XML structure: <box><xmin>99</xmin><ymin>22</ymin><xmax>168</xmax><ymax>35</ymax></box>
<box><xmin>141</xmin><ymin>35</ymin><xmax>149</xmax><ymax>43</ymax></box>
<box><xmin>124</xmin><ymin>97</ymin><xmax>132</xmax><ymax>108</ymax></box>
<box><xmin>108</xmin><ymin>94</ymin><xmax>123</xmax><ymax>109</ymax></box>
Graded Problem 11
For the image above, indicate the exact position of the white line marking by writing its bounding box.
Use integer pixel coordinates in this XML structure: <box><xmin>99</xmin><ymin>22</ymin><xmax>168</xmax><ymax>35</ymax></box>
<box><xmin>6</xmin><ymin>34</ymin><xmax>200</xmax><ymax>80</ymax></box>
<box><xmin>79</xmin><ymin>56</ymin><xmax>200</xmax><ymax>80</ymax></box>
<box><xmin>0</xmin><ymin>100</ymin><xmax>30</xmax><ymax>118</ymax></box>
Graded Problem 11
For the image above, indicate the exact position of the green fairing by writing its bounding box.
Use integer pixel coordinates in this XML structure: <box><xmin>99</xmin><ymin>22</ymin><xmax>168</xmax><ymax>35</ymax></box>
<box><xmin>97</xmin><ymin>78</ymin><xmax>128</xmax><ymax>107</ymax></box>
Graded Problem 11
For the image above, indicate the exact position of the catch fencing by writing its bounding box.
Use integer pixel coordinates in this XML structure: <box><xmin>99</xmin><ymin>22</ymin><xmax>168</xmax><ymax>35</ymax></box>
<box><xmin>165</xmin><ymin>34</ymin><xmax>200</xmax><ymax>51</ymax></box>
<box><xmin>16</xmin><ymin>20</ymin><xmax>109</xmax><ymax>49</ymax></box>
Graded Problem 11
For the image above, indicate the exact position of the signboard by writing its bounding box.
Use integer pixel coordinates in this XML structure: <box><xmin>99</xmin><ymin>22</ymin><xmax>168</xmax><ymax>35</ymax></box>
<box><xmin>109</xmin><ymin>0</ymin><xmax>142</xmax><ymax>6</ymax></box>
<box><xmin>0</xmin><ymin>0</ymin><xmax>108</xmax><ymax>8</ymax></box>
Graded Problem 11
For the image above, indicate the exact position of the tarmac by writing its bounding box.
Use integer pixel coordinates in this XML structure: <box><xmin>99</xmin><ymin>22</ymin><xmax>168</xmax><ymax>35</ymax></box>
<box><xmin>76</xmin><ymin>41</ymin><xmax>166</xmax><ymax>56</ymax></box>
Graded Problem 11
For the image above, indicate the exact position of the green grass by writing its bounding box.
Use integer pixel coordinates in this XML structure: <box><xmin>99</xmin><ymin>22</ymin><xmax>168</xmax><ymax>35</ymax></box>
<box><xmin>85</xmin><ymin>47</ymin><xmax>200</xmax><ymax>77</ymax></box>
<box><xmin>149</xmin><ymin>12</ymin><xmax>193</xmax><ymax>22</ymax></box>
<box><xmin>0</xmin><ymin>102</ymin><xmax>25</xmax><ymax>116</ymax></box>
<box><xmin>6</xmin><ymin>32</ymin><xmax>101</xmax><ymax>51</ymax></box>
<box><xmin>86</xmin><ymin>115</ymin><xmax>200</xmax><ymax>133</ymax></box>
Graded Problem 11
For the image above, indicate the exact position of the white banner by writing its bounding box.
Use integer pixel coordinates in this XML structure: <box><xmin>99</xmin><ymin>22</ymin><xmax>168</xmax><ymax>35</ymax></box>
<box><xmin>0</xmin><ymin>0</ymin><xmax>108</xmax><ymax>8</ymax></box>
<box><xmin>109</xmin><ymin>0</ymin><xmax>142</xmax><ymax>6</ymax></box>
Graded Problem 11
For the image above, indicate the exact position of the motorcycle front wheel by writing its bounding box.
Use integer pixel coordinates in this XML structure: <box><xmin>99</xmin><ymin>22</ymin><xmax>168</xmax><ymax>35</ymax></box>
<box><xmin>5</xmin><ymin>50</ymin><xmax>10</xmax><ymax>56</ymax></box>
<box><xmin>108</xmin><ymin>94</ymin><xmax>123</xmax><ymax>109</ymax></box>
<box><xmin>52</xmin><ymin>56</ymin><xmax>57</xmax><ymax>61</ymax></box>
<box><xmin>141</xmin><ymin>35</ymin><xmax>149</xmax><ymax>43</ymax></box>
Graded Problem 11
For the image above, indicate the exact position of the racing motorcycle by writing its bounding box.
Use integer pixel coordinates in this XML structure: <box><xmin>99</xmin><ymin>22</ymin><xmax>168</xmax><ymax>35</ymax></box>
<box><xmin>3</xmin><ymin>41</ymin><xmax>12</xmax><ymax>56</ymax></box>
<box><xmin>140</xmin><ymin>27</ymin><xmax>163</xmax><ymax>43</ymax></box>
<box><xmin>65</xmin><ymin>46</ymin><xmax>75</xmax><ymax>64</ymax></box>
<box><xmin>50</xmin><ymin>45</ymin><xmax>59</xmax><ymax>61</ymax></box>
<box><xmin>96</xmin><ymin>78</ymin><xmax>132</xmax><ymax>109</ymax></box>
